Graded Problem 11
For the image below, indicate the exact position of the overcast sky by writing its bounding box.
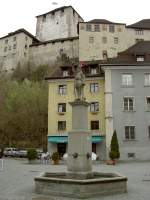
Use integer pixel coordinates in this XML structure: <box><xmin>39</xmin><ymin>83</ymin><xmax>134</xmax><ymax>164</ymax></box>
<box><xmin>0</xmin><ymin>0</ymin><xmax>150</xmax><ymax>37</ymax></box>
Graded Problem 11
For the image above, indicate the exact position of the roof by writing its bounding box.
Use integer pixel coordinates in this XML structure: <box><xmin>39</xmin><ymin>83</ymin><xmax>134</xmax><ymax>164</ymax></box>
<box><xmin>82</xmin><ymin>19</ymin><xmax>126</xmax><ymax>25</ymax></box>
<box><xmin>127</xmin><ymin>19</ymin><xmax>150</xmax><ymax>29</ymax></box>
<box><xmin>100</xmin><ymin>41</ymin><xmax>150</xmax><ymax>66</ymax></box>
<box><xmin>120</xmin><ymin>41</ymin><xmax>150</xmax><ymax>54</ymax></box>
<box><xmin>30</xmin><ymin>36</ymin><xmax>79</xmax><ymax>47</ymax></box>
<box><xmin>36</xmin><ymin>5</ymin><xmax>83</xmax><ymax>20</ymax></box>
<box><xmin>0</xmin><ymin>29</ymin><xmax>39</xmax><ymax>42</ymax></box>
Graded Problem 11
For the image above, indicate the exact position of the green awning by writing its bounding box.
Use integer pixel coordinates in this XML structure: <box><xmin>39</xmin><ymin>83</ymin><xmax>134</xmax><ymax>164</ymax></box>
<box><xmin>48</xmin><ymin>135</ymin><xmax>104</xmax><ymax>144</ymax></box>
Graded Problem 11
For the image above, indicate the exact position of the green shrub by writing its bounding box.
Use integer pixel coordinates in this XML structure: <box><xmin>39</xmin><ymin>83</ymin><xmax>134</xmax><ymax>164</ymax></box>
<box><xmin>109</xmin><ymin>130</ymin><xmax>120</xmax><ymax>160</ymax></box>
<box><xmin>51</xmin><ymin>152</ymin><xmax>60</xmax><ymax>161</ymax></box>
<box><xmin>27</xmin><ymin>148</ymin><xmax>37</xmax><ymax>160</ymax></box>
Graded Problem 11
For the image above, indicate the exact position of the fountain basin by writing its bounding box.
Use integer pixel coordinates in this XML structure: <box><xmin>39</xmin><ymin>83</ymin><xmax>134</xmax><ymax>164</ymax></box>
<box><xmin>35</xmin><ymin>172</ymin><xmax>127</xmax><ymax>198</ymax></box>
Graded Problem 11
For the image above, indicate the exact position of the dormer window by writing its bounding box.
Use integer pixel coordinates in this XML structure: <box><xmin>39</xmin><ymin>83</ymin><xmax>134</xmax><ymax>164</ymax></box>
<box><xmin>91</xmin><ymin>68</ymin><xmax>97</xmax><ymax>75</ymax></box>
<box><xmin>136</xmin><ymin>56</ymin><xmax>144</xmax><ymax>62</ymax></box>
<box><xmin>63</xmin><ymin>70</ymin><xmax>69</xmax><ymax>77</ymax></box>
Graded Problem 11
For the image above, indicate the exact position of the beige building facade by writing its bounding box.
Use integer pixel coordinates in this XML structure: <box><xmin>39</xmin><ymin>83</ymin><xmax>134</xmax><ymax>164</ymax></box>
<box><xmin>79</xmin><ymin>19</ymin><xmax>150</xmax><ymax>62</ymax></box>
<box><xmin>0</xmin><ymin>29</ymin><xmax>38</xmax><ymax>73</ymax></box>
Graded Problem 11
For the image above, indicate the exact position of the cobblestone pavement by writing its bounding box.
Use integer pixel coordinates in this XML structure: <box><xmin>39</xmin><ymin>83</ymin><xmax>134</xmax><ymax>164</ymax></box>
<box><xmin>0</xmin><ymin>158</ymin><xmax>150</xmax><ymax>200</ymax></box>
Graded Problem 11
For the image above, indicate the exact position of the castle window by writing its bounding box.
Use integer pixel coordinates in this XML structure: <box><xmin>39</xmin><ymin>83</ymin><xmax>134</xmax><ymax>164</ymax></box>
<box><xmin>135</xmin><ymin>29</ymin><xmax>143</xmax><ymax>35</ymax></box>
<box><xmin>86</xmin><ymin>24</ymin><xmax>92</xmax><ymax>31</ymax></box>
<box><xmin>42</xmin><ymin>15</ymin><xmax>46</xmax><ymax>22</ymax></box>
<box><xmin>5</xmin><ymin>39</ymin><xmax>8</xmax><ymax>44</ymax></box>
<box><xmin>13</xmin><ymin>37</ymin><xmax>16</xmax><ymax>42</ymax></box>
<box><xmin>94</xmin><ymin>24</ymin><xmax>100</xmax><ymax>32</ymax></box>
<box><xmin>4</xmin><ymin>47</ymin><xmax>7</xmax><ymax>52</ymax></box>
<box><xmin>109</xmin><ymin>25</ymin><xmax>115</xmax><ymax>33</ymax></box>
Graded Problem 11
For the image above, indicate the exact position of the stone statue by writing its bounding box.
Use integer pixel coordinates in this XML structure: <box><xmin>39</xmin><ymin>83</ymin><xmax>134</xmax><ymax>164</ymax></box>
<box><xmin>74</xmin><ymin>64</ymin><xmax>85</xmax><ymax>101</ymax></box>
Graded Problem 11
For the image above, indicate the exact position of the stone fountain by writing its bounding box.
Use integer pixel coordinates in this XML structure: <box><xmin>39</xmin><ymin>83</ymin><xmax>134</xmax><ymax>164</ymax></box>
<box><xmin>34</xmin><ymin>64</ymin><xmax>127</xmax><ymax>198</ymax></box>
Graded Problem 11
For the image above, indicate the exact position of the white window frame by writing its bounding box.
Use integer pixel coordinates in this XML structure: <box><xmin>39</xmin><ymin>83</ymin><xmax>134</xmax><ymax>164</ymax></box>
<box><xmin>136</xmin><ymin>56</ymin><xmax>144</xmax><ymax>62</ymax></box>
<box><xmin>63</xmin><ymin>70</ymin><xmax>68</xmax><ymax>77</ymax></box>
<box><xmin>122</xmin><ymin>74</ymin><xmax>133</xmax><ymax>86</ymax></box>
<box><xmin>144</xmin><ymin>73</ymin><xmax>150</xmax><ymax>86</ymax></box>
<box><xmin>58</xmin><ymin>103</ymin><xmax>66</xmax><ymax>113</ymax></box>
<box><xmin>125</xmin><ymin>126</ymin><xmax>135</xmax><ymax>140</ymax></box>
<box><xmin>90</xmin><ymin>102</ymin><xmax>99</xmax><ymax>112</ymax></box>
<box><xmin>123</xmin><ymin>97</ymin><xmax>134</xmax><ymax>111</ymax></box>
<box><xmin>58</xmin><ymin>85</ymin><xmax>67</xmax><ymax>95</ymax></box>
<box><xmin>90</xmin><ymin>83</ymin><xmax>99</xmax><ymax>93</ymax></box>
<box><xmin>91</xmin><ymin>68</ymin><xmax>97</xmax><ymax>75</ymax></box>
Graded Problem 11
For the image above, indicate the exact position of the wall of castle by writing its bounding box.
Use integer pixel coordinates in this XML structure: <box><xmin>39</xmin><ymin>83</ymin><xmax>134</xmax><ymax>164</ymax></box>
<box><xmin>29</xmin><ymin>38</ymin><xmax>79</xmax><ymax>67</ymax></box>
<box><xmin>36</xmin><ymin>7</ymin><xmax>83</xmax><ymax>41</ymax></box>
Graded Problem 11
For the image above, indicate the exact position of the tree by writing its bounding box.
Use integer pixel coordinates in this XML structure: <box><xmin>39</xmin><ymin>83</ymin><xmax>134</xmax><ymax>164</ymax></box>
<box><xmin>109</xmin><ymin>130</ymin><xmax>120</xmax><ymax>160</ymax></box>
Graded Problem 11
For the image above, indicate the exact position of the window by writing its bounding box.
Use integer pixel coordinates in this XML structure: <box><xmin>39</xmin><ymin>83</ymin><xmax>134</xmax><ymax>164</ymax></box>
<box><xmin>91</xmin><ymin>121</ymin><xmax>99</xmax><ymax>130</ymax></box>
<box><xmin>25</xmin><ymin>44</ymin><xmax>27</xmax><ymax>49</ymax></box>
<box><xmin>63</xmin><ymin>70</ymin><xmax>68</xmax><ymax>77</ymax></box>
<box><xmin>102</xmin><ymin>37</ymin><xmax>107</xmax><ymax>44</ymax></box>
<box><xmin>13</xmin><ymin>37</ymin><xmax>16</xmax><ymax>42</ymax></box>
<box><xmin>5</xmin><ymin>39</ymin><xmax>8</xmax><ymax>44</ymax></box>
<box><xmin>13</xmin><ymin>44</ymin><xmax>16</xmax><ymax>49</ymax></box>
<box><xmin>128</xmin><ymin>153</ymin><xmax>135</xmax><ymax>158</ymax></box>
<box><xmin>86</xmin><ymin>24</ymin><xmax>92</xmax><ymax>31</ymax></box>
<box><xmin>125</xmin><ymin>126</ymin><xmax>135</xmax><ymax>140</ymax></box>
<box><xmin>94</xmin><ymin>24</ymin><xmax>100</xmax><ymax>32</ymax></box>
<box><xmin>90</xmin><ymin>83</ymin><xmax>99</xmax><ymax>93</ymax></box>
<box><xmin>58</xmin><ymin>103</ymin><xmax>66</xmax><ymax>113</ymax></box>
<box><xmin>109</xmin><ymin>25</ymin><xmax>115</xmax><ymax>33</ymax></box>
<box><xmin>148</xmin><ymin>126</ymin><xmax>150</xmax><ymax>139</ymax></box>
<box><xmin>146</xmin><ymin>97</ymin><xmax>150</xmax><ymax>111</ymax></box>
<box><xmin>135</xmin><ymin>29</ymin><xmax>143</xmax><ymax>35</ymax></box>
<box><xmin>122</xmin><ymin>74</ymin><xmax>133</xmax><ymax>86</ymax></box>
<box><xmin>90</xmin><ymin>102</ymin><xmax>99</xmax><ymax>112</ymax></box>
<box><xmin>25</xmin><ymin>36</ymin><xmax>28</xmax><ymax>41</ymax></box>
<box><xmin>58</xmin><ymin>121</ymin><xmax>66</xmax><ymax>131</ymax></box>
<box><xmin>89</xmin><ymin>37</ymin><xmax>94</xmax><ymax>43</ymax></box>
<box><xmin>102</xmin><ymin>24</ymin><xmax>107</xmax><ymax>31</ymax></box>
<box><xmin>114</xmin><ymin>37</ymin><xmax>118</xmax><ymax>44</ymax></box>
<box><xmin>9</xmin><ymin>46</ymin><xmax>11</xmax><ymax>51</ymax></box>
<box><xmin>58</xmin><ymin>85</ymin><xmax>67</xmax><ymax>95</ymax></box>
<box><xmin>144</xmin><ymin>74</ymin><xmax>150</xmax><ymax>86</ymax></box>
<box><xmin>136</xmin><ymin>56</ymin><xmax>144</xmax><ymax>62</ymax></box>
<box><xmin>42</xmin><ymin>15</ymin><xmax>46</xmax><ymax>22</ymax></box>
<box><xmin>123</xmin><ymin>97</ymin><xmax>134</xmax><ymax>111</ymax></box>
<box><xmin>4</xmin><ymin>47</ymin><xmax>7</xmax><ymax>52</ymax></box>
<box><xmin>91</xmin><ymin>68</ymin><xmax>97</xmax><ymax>75</ymax></box>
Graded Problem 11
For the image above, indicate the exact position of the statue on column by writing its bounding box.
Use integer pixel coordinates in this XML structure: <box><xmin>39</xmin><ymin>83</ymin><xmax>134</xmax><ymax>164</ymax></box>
<box><xmin>74</xmin><ymin>63</ymin><xmax>85</xmax><ymax>101</ymax></box>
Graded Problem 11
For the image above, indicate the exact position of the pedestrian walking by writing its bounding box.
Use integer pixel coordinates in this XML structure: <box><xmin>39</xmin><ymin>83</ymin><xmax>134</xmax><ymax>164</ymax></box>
<box><xmin>0</xmin><ymin>149</ymin><xmax>4</xmax><ymax>171</ymax></box>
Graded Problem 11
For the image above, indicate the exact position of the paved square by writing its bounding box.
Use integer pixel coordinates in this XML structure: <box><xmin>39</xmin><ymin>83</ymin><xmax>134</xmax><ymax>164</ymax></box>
<box><xmin>0</xmin><ymin>158</ymin><xmax>150</xmax><ymax>200</ymax></box>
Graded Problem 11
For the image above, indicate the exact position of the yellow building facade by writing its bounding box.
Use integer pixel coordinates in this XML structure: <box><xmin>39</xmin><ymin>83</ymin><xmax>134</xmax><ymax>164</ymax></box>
<box><xmin>47</xmin><ymin>69</ymin><xmax>106</xmax><ymax>159</ymax></box>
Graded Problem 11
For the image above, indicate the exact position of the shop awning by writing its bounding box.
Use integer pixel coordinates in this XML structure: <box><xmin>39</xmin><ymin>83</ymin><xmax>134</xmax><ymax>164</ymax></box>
<box><xmin>48</xmin><ymin>135</ymin><xmax>104</xmax><ymax>144</ymax></box>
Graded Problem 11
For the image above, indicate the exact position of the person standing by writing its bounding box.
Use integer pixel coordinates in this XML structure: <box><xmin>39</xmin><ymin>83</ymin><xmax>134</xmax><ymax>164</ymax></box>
<box><xmin>0</xmin><ymin>149</ymin><xmax>4</xmax><ymax>171</ymax></box>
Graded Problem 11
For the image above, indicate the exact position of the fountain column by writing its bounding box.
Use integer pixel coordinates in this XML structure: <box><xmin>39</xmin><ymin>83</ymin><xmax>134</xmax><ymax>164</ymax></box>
<box><xmin>67</xmin><ymin>100</ymin><xmax>93</xmax><ymax>179</ymax></box>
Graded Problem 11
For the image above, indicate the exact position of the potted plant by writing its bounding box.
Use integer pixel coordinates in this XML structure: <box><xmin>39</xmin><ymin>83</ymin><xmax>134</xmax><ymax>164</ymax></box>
<box><xmin>27</xmin><ymin>148</ymin><xmax>38</xmax><ymax>164</ymax></box>
<box><xmin>51</xmin><ymin>152</ymin><xmax>60</xmax><ymax>164</ymax></box>
<box><xmin>108</xmin><ymin>130</ymin><xmax>120</xmax><ymax>165</ymax></box>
